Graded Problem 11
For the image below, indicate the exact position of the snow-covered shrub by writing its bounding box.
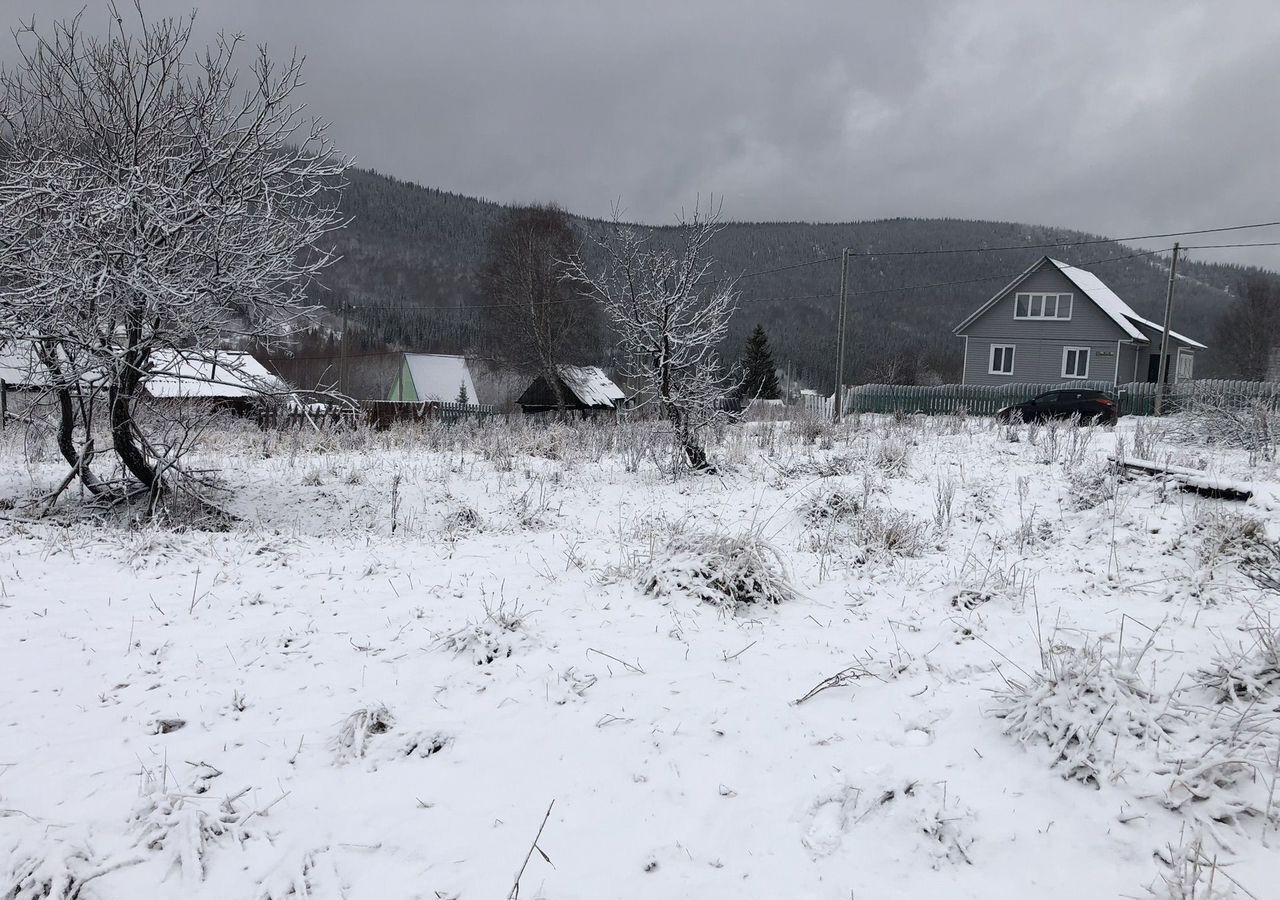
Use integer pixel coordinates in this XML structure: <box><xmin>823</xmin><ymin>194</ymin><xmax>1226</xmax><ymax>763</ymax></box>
<box><xmin>443</xmin><ymin>502</ymin><xmax>483</xmax><ymax>534</ymax></box>
<box><xmin>1150</xmin><ymin>833</ymin><xmax>1237</xmax><ymax>900</ymax></box>
<box><xmin>441</xmin><ymin>600</ymin><xmax>526</xmax><ymax>664</ymax></box>
<box><xmin>1066</xmin><ymin>460</ymin><xmax>1117</xmax><ymax>510</ymax></box>
<box><xmin>1132</xmin><ymin>417</ymin><xmax>1157</xmax><ymax>460</ymax></box>
<box><xmin>642</xmin><ymin>531</ymin><xmax>795</xmax><ymax>610</ymax></box>
<box><xmin>851</xmin><ymin>505</ymin><xmax>926</xmax><ymax>559</ymax></box>
<box><xmin>871</xmin><ymin>436</ymin><xmax>911</xmax><ymax>475</ymax></box>
<box><xmin>1172</xmin><ymin>390</ymin><xmax>1277</xmax><ymax>462</ymax></box>
<box><xmin>1197</xmin><ymin>615</ymin><xmax>1280</xmax><ymax>703</ymax></box>
<box><xmin>1243</xmin><ymin>540</ymin><xmax>1280</xmax><ymax>595</ymax></box>
<box><xmin>1158</xmin><ymin>703</ymin><xmax>1280</xmax><ymax>842</ymax></box>
<box><xmin>333</xmin><ymin>703</ymin><xmax>394</xmax><ymax>763</ymax></box>
<box><xmin>131</xmin><ymin>777</ymin><xmax>258</xmax><ymax>882</ymax></box>
<box><xmin>3</xmin><ymin>840</ymin><xmax>135</xmax><ymax>900</ymax></box>
<box><xmin>800</xmin><ymin>486</ymin><xmax>861</xmax><ymax>527</ymax></box>
<box><xmin>793</xmin><ymin>413</ymin><xmax>832</xmax><ymax>446</ymax></box>
<box><xmin>1194</xmin><ymin>508</ymin><xmax>1268</xmax><ymax>568</ymax></box>
<box><xmin>1060</xmin><ymin>421</ymin><xmax>1097</xmax><ymax>470</ymax></box>
<box><xmin>991</xmin><ymin>642</ymin><xmax>1173</xmax><ymax>786</ymax></box>
<box><xmin>952</xmin><ymin>556</ymin><xmax>1028</xmax><ymax>610</ymax></box>
<box><xmin>254</xmin><ymin>846</ymin><xmax>344</xmax><ymax>900</ymax></box>
<box><xmin>776</xmin><ymin>452</ymin><xmax>854</xmax><ymax>480</ymax></box>
<box><xmin>1033</xmin><ymin>418</ymin><xmax>1064</xmax><ymax>465</ymax></box>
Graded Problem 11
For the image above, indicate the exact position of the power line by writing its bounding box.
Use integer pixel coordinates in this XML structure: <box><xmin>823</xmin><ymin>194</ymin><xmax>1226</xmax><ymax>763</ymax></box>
<box><xmin>318</xmin><ymin>220</ymin><xmax>1280</xmax><ymax>317</ymax></box>
<box><xmin>1180</xmin><ymin>240</ymin><xmax>1280</xmax><ymax>251</ymax></box>
<box><xmin>733</xmin><ymin>218</ymin><xmax>1280</xmax><ymax>278</ymax></box>
<box><xmin>739</xmin><ymin>247</ymin><xmax>1169</xmax><ymax>303</ymax></box>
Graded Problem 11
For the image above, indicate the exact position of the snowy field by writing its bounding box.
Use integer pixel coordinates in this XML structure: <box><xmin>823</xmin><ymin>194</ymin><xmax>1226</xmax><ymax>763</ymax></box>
<box><xmin>1</xmin><ymin>412</ymin><xmax>1278</xmax><ymax>899</ymax></box>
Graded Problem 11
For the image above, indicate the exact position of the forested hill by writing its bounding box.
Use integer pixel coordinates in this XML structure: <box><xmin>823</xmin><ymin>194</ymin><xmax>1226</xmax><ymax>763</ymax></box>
<box><xmin>315</xmin><ymin>167</ymin><xmax>1270</xmax><ymax>388</ymax></box>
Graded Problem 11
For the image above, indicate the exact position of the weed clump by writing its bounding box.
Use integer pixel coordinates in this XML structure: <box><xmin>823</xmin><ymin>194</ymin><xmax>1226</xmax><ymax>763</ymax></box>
<box><xmin>643</xmin><ymin>531</ymin><xmax>796</xmax><ymax>610</ymax></box>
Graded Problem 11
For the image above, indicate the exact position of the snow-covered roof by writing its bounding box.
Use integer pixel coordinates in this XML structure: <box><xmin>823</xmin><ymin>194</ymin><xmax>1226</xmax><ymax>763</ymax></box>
<box><xmin>1046</xmin><ymin>259</ymin><xmax>1147</xmax><ymax>341</ymax></box>
<box><xmin>146</xmin><ymin>350</ymin><xmax>287</xmax><ymax>399</ymax></box>
<box><xmin>0</xmin><ymin>342</ymin><xmax>45</xmax><ymax>387</ymax></box>
<box><xmin>954</xmin><ymin>256</ymin><xmax>1206</xmax><ymax>349</ymax></box>
<box><xmin>403</xmin><ymin>353</ymin><xmax>477</xmax><ymax>402</ymax></box>
<box><xmin>1121</xmin><ymin>312</ymin><xmax>1208</xmax><ymax>350</ymax></box>
<box><xmin>557</xmin><ymin>365</ymin><xmax>625</xmax><ymax>407</ymax></box>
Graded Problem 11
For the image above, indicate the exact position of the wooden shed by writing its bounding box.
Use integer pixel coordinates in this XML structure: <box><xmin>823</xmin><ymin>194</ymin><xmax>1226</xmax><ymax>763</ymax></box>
<box><xmin>517</xmin><ymin>365</ymin><xmax>626</xmax><ymax>416</ymax></box>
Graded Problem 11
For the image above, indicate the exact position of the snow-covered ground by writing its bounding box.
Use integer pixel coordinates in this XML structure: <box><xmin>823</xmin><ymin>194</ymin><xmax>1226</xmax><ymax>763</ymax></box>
<box><xmin>2</xmin><ymin>413</ymin><xmax>1278</xmax><ymax>899</ymax></box>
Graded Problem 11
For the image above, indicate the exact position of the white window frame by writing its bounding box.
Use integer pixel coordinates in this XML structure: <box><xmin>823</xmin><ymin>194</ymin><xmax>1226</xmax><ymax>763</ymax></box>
<box><xmin>989</xmin><ymin>343</ymin><xmax>1015</xmax><ymax>375</ymax></box>
<box><xmin>1176</xmin><ymin>349</ymin><xmax>1194</xmax><ymax>382</ymax></box>
<box><xmin>1062</xmin><ymin>346</ymin><xmax>1090</xmax><ymax>379</ymax></box>
<box><xmin>1014</xmin><ymin>292</ymin><xmax>1073</xmax><ymax>320</ymax></box>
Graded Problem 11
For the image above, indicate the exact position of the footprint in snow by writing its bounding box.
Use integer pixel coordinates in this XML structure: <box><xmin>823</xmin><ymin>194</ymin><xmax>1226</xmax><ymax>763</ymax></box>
<box><xmin>801</xmin><ymin>786</ymin><xmax>858</xmax><ymax>859</ymax></box>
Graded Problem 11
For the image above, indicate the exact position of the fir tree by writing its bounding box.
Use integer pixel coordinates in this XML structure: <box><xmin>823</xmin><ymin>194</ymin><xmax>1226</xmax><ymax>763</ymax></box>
<box><xmin>456</xmin><ymin>380</ymin><xmax>469</xmax><ymax>404</ymax></box>
<box><xmin>739</xmin><ymin>324</ymin><xmax>781</xmax><ymax>400</ymax></box>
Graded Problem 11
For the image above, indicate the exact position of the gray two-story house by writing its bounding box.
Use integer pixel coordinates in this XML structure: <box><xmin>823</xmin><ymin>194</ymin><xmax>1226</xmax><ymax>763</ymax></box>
<box><xmin>953</xmin><ymin>256</ymin><xmax>1205</xmax><ymax>386</ymax></box>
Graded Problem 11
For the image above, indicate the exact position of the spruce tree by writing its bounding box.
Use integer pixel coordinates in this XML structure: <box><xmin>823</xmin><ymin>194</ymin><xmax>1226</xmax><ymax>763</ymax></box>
<box><xmin>456</xmin><ymin>380</ymin><xmax>469</xmax><ymax>404</ymax></box>
<box><xmin>740</xmin><ymin>324</ymin><xmax>781</xmax><ymax>400</ymax></box>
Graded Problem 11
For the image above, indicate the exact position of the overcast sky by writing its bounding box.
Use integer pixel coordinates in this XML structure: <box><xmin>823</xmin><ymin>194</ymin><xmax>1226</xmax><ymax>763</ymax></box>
<box><xmin>6</xmin><ymin>0</ymin><xmax>1280</xmax><ymax>267</ymax></box>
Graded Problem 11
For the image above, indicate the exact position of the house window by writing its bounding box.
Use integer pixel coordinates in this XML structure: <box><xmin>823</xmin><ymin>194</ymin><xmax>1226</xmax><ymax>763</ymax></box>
<box><xmin>989</xmin><ymin>344</ymin><xmax>1015</xmax><ymax>375</ymax></box>
<box><xmin>1062</xmin><ymin>346</ymin><xmax>1090</xmax><ymax>379</ymax></box>
<box><xmin>1015</xmin><ymin>292</ymin><xmax>1073</xmax><ymax>320</ymax></box>
<box><xmin>1176</xmin><ymin>350</ymin><xmax>1194</xmax><ymax>381</ymax></box>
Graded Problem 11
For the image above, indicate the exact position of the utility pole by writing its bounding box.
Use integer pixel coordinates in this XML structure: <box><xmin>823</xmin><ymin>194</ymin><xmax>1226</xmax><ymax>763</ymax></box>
<box><xmin>1153</xmin><ymin>243</ymin><xmax>1180</xmax><ymax>416</ymax></box>
<box><xmin>339</xmin><ymin>302</ymin><xmax>350</xmax><ymax>394</ymax></box>
<box><xmin>833</xmin><ymin>248</ymin><xmax>850</xmax><ymax>423</ymax></box>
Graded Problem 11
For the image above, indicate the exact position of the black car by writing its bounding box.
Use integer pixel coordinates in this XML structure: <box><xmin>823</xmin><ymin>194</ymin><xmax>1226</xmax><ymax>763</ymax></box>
<box><xmin>996</xmin><ymin>389</ymin><xmax>1118</xmax><ymax>425</ymax></box>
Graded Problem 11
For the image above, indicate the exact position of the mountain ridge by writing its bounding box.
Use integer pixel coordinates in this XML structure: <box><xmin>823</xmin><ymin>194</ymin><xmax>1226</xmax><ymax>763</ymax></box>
<box><xmin>313</xmin><ymin>167</ymin><xmax>1271</xmax><ymax>387</ymax></box>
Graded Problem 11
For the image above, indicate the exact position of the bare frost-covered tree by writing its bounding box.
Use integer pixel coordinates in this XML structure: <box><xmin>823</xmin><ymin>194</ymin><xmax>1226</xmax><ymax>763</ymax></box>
<box><xmin>0</xmin><ymin>2</ymin><xmax>346</xmax><ymax>509</ymax></box>
<box><xmin>567</xmin><ymin>203</ymin><xmax>738</xmax><ymax>470</ymax></box>
<box><xmin>480</xmin><ymin>204</ymin><xmax>588</xmax><ymax>411</ymax></box>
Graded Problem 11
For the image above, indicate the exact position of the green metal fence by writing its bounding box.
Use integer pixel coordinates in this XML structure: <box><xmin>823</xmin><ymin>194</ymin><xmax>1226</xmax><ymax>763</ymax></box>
<box><xmin>840</xmin><ymin>379</ymin><xmax>1280</xmax><ymax>418</ymax></box>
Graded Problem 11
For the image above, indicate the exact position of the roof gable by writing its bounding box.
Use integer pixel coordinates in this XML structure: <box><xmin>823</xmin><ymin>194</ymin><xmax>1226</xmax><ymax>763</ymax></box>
<box><xmin>403</xmin><ymin>353</ymin><xmax>477</xmax><ymax>402</ymax></box>
<box><xmin>954</xmin><ymin>256</ymin><xmax>1146</xmax><ymax>342</ymax></box>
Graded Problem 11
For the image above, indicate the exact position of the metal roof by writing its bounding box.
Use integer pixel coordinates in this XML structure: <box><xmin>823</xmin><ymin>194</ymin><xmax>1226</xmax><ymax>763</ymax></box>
<box><xmin>1046</xmin><ymin>259</ymin><xmax>1147</xmax><ymax>341</ymax></box>
<box><xmin>146</xmin><ymin>350</ymin><xmax>287</xmax><ymax>398</ymax></box>
<box><xmin>954</xmin><ymin>256</ymin><xmax>1207</xmax><ymax>349</ymax></box>
<box><xmin>403</xmin><ymin>353</ymin><xmax>478</xmax><ymax>402</ymax></box>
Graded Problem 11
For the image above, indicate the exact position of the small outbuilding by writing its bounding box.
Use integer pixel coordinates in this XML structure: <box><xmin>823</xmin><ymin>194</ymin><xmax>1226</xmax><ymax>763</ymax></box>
<box><xmin>386</xmin><ymin>352</ymin><xmax>479</xmax><ymax>404</ymax></box>
<box><xmin>517</xmin><ymin>365</ymin><xmax>626</xmax><ymax>415</ymax></box>
<box><xmin>145</xmin><ymin>349</ymin><xmax>291</xmax><ymax>414</ymax></box>
<box><xmin>0</xmin><ymin>341</ymin><xmax>45</xmax><ymax>390</ymax></box>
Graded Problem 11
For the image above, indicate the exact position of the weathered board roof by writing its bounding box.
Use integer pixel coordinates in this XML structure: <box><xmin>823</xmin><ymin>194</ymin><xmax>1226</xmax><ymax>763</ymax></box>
<box><xmin>557</xmin><ymin>366</ymin><xmax>625</xmax><ymax>407</ymax></box>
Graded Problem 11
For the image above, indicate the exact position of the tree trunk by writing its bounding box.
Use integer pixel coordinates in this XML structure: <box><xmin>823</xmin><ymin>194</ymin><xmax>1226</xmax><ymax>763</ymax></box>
<box><xmin>37</xmin><ymin>343</ymin><xmax>108</xmax><ymax>497</ymax></box>
<box><xmin>110</xmin><ymin>357</ymin><xmax>158</xmax><ymax>491</ymax></box>
<box><xmin>54</xmin><ymin>387</ymin><xmax>109</xmax><ymax>497</ymax></box>
<box><xmin>547</xmin><ymin>365</ymin><xmax>569</xmax><ymax>417</ymax></box>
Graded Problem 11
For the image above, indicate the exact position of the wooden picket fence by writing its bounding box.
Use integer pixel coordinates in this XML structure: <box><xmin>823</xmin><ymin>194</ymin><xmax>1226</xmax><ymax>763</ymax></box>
<box><xmin>836</xmin><ymin>379</ymin><xmax>1280</xmax><ymax>418</ymax></box>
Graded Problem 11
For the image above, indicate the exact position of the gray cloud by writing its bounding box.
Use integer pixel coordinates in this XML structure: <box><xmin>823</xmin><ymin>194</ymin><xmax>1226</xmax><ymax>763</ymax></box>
<box><xmin>5</xmin><ymin>0</ymin><xmax>1279</xmax><ymax>267</ymax></box>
